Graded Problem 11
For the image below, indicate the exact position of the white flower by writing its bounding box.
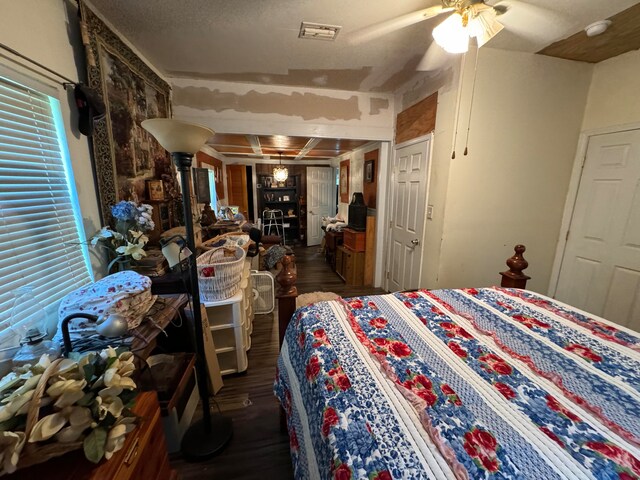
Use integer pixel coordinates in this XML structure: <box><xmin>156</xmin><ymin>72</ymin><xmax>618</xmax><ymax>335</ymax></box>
<box><xmin>0</xmin><ymin>431</ymin><xmax>25</xmax><ymax>474</ymax></box>
<box><xmin>128</xmin><ymin>230</ymin><xmax>149</xmax><ymax>246</ymax></box>
<box><xmin>90</xmin><ymin>227</ymin><xmax>123</xmax><ymax>246</ymax></box>
<box><xmin>104</xmin><ymin>418</ymin><xmax>136</xmax><ymax>459</ymax></box>
<box><xmin>116</xmin><ymin>242</ymin><xmax>147</xmax><ymax>260</ymax></box>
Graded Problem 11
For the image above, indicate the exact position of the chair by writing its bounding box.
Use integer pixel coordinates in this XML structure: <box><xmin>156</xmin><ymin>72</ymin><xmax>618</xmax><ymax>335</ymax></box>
<box><xmin>263</xmin><ymin>209</ymin><xmax>285</xmax><ymax>244</ymax></box>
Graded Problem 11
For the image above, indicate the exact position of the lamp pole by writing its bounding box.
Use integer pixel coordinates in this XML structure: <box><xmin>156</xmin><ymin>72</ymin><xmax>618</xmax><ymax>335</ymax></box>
<box><xmin>173</xmin><ymin>151</ymin><xmax>233</xmax><ymax>459</ymax></box>
<box><xmin>141</xmin><ymin>119</ymin><xmax>232</xmax><ymax>461</ymax></box>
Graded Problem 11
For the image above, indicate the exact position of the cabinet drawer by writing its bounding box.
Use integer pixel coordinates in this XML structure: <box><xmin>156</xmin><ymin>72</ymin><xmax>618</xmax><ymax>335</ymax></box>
<box><xmin>343</xmin><ymin>228</ymin><xmax>365</xmax><ymax>252</ymax></box>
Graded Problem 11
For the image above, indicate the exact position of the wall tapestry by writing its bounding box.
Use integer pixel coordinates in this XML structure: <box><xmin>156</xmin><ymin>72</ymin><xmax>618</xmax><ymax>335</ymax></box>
<box><xmin>79</xmin><ymin>2</ymin><xmax>177</xmax><ymax>223</ymax></box>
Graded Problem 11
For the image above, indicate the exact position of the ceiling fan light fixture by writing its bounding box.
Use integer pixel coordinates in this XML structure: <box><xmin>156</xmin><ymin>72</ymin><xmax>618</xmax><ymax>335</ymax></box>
<box><xmin>433</xmin><ymin>13</ymin><xmax>469</xmax><ymax>54</ymax></box>
<box><xmin>467</xmin><ymin>4</ymin><xmax>504</xmax><ymax>47</ymax></box>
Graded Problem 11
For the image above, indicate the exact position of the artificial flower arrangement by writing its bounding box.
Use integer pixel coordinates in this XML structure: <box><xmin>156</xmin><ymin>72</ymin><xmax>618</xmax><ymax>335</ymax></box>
<box><xmin>0</xmin><ymin>347</ymin><xmax>137</xmax><ymax>475</ymax></box>
<box><xmin>91</xmin><ymin>201</ymin><xmax>155</xmax><ymax>273</ymax></box>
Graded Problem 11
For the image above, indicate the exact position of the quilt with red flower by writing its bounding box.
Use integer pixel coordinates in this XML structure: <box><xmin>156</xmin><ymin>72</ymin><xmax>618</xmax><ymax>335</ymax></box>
<box><xmin>274</xmin><ymin>288</ymin><xmax>640</xmax><ymax>480</ymax></box>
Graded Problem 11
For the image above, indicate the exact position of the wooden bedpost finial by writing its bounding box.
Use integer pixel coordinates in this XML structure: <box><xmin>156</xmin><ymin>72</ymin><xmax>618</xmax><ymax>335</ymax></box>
<box><xmin>500</xmin><ymin>244</ymin><xmax>531</xmax><ymax>289</ymax></box>
<box><xmin>275</xmin><ymin>253</ymin><xmax>298</xmax><ymax>348</ymax></box>
<box><xmin>276</xmin><ymin>254</ymin><xmax>297</xmax><ymax>296</ymax></box>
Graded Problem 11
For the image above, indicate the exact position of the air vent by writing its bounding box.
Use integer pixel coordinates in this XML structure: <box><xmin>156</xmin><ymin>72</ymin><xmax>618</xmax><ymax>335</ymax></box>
<box><xmin>299</xmin><ymin>22</ymin><xmax>341</xmax><ymax>41</ymax></box>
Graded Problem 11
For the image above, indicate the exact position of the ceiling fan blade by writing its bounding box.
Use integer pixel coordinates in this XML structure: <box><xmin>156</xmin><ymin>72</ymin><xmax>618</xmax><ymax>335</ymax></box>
<box><xmin>416</xmin><ymin>42</ymin><xmax>454</xmax><ymax>71</ymax></box>
<box><xmin>348</xmin><ymin>6</ymin><xmax>452</xmax><ymax>45</ymax></box>
<box><xmin>493</xmin><ymin>0</ymin><xmax>572</xmax><ymax>45</ymax></box>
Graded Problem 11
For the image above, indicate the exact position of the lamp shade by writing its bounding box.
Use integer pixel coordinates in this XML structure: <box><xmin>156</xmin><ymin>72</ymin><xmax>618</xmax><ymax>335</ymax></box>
<box><xmin>141</xmin><ymin>118</ymin><xmax>214</xmax><ymax>154</ymax></box>
<box><xmin>433</xmin><ymin>13</ymin><xmax>469</xmax><ymax>54</ymax></box>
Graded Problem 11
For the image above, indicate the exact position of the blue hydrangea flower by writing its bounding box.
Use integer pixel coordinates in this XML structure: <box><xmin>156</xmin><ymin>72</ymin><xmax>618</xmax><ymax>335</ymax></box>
<box><xmin>111</xmin><ymin>201</ymin><xmax>137</xmax><ymax>222</ymax></box>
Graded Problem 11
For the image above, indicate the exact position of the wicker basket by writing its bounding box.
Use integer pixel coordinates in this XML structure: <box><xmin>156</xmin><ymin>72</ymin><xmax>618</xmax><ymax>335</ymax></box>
<box><xmin>197</xmin><ymin>246</ymin><xmax>246</xmax><ymax>302</ymax></box>
<box><xmin>16</xmin><ymin>358</ymin><xmax>83</xmax><ymax>470</ymax></box>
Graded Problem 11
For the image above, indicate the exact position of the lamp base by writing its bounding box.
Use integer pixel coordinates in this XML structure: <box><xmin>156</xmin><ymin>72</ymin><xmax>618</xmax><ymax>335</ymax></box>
<box><xmin>181</xmin><ymin>415</ymin><xmax>233</xmax><ymax>461</ymax></box>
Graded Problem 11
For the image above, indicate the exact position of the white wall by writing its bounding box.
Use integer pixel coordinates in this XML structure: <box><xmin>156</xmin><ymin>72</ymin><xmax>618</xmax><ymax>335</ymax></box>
<box><xmin>437</xmin><ymin>48</ymin><xmax>593</xmax><ymax>293</ymax></box>
<box><xmin>581</xmin><ymin>49</ymin><xmax>640</xmax><ymax>132</ymax></box>
<box><xmin>394</xmin><ymin>64</ymin><xmax>462</xmax><ymax>289</ymax></box>
<box><xmin>0</xmin><ymin>0</ymin><xmax>103</xmax><ymax>274</ymax></box>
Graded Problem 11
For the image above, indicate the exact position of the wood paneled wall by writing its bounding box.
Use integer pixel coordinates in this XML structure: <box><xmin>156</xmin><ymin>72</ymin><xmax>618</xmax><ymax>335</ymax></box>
<box><xmin>395</xmin><ymin>92</ymin><xmax>438</xmax><ymax>144</ymax></box>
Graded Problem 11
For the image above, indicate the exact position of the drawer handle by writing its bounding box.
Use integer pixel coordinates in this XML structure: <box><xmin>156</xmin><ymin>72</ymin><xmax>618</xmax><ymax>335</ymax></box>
<box><xmin>124</xmin><ymin>437</ymin><xmax>140</xmax><ymax>466</ymax></box>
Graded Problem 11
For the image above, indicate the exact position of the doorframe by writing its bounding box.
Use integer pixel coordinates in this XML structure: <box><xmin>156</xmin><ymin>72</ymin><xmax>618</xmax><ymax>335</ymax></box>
<box><xmin>383</xmin><ymin>133</ymin><xmax>434</xmax><ymax>292</ymax></box>
<box><xmin>548</xmin><ymin>121</ymin><xmax>640</xmax><ymax>298</ymax></box>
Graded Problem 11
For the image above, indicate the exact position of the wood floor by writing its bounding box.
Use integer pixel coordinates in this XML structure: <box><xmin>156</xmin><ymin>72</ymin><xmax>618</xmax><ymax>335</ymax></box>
<box><xmin>171</xmin><ymin>246</ymin><xmax>384</xmax><ymax>479</ymax></box>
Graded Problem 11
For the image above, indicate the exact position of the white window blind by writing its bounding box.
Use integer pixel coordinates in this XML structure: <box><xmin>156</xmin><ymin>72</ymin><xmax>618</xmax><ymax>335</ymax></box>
<box><xmin>0</xmin><ymin>74</ymin><xmax>92</xmax><ymax>341</ymax></box>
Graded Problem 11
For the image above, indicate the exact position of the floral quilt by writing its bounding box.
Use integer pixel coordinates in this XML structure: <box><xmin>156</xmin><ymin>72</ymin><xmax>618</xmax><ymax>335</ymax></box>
<box><xmin>274</xmin><ymin>288</ymin><xmax>640</xmax><ymax>480</ymax></box>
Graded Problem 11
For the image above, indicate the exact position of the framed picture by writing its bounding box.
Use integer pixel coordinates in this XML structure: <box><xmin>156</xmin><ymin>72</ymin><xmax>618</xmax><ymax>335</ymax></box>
<box><xmin>194</xmin><ymin>168</ymin><xmax>211</xmax><ymax>203</ymax></box>
<box><xmin>283</xmin><ymin>195</ymin><xmax>290</xmax><ymax>201</ymax></box>
<box><xmin>147</xmin><ymin>180</ymin><xmax>165</xmax><ymax>201</ymax></box>
<box><xmin>365</xmin><ymin>159</ymin><xmax>375</xmax><ymax>183</ymax></box>
<box><xmin>264</xmin><ymin>177</ymin><xmax>273</xmax><ymax>188</ymax></box>
<box><xmin>339</xmin><ymin>159</ymin><xmax>350</xmax><ymax>203</ymax></box>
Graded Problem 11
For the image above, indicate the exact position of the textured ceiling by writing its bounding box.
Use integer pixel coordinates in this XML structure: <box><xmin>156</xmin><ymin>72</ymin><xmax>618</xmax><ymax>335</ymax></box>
<box><xmin>89</xmin><ymin>0</ymin><xmax>638</xmax><ymax>94</ymax></box>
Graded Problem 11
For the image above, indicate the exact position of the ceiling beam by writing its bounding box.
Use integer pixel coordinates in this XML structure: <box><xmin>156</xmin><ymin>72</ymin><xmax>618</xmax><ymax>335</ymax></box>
<box><xmin>295</xmin><ymin>138</ymin><xmax>322</xmax><ymax>160</ymax></box>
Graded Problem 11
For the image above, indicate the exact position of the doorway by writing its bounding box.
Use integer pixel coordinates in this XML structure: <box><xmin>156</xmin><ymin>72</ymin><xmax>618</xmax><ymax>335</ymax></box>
<box><xmin>306</xmin><ymin>166</ymin><xmax>333</xmax><ymax>246</ymax></box>
<box><xmin>386</xmin><ymin>135</ymin><xmax>432</xmax><ymax>292</ymax></box>
<box><xmin>554</xmin><ymin>128</ymin><xmax>640</xmax><ymax>329</ymax></box>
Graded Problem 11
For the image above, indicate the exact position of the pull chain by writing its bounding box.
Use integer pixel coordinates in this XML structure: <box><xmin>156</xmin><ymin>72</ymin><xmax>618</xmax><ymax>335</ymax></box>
<box><xmin>464</xmin><ymin>47</ymin><xmax>480</xmax><ymax>156</ymax></box>
<box><xmin>451</xmin><ymin>51</ymin><xmax>467</xmax><ymax>160</ymax></box>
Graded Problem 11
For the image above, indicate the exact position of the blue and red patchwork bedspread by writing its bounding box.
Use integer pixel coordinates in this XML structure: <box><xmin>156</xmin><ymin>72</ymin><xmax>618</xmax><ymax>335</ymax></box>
<box><xmin>274</xmin><ymin>288</ymin><xmax>640</xmax><ymax>480</ymax></box>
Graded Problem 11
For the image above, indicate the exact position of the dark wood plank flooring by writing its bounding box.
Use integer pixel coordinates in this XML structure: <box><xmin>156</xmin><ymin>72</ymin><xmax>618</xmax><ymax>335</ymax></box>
<box><xmin>171</xmin><ymin>246</ymin><xmax>385</xmax><ymax>479</ymax></box>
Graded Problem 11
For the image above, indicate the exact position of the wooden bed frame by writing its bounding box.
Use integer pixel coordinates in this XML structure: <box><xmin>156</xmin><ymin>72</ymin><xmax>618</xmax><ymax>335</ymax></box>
<box><xmin>274</xmin><ymin>244</ymin><xmax>530</xmax><ymax>349</ymax></box>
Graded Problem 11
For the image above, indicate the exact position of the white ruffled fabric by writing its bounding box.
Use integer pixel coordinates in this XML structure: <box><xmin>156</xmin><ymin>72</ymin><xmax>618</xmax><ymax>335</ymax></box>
<box><xmin>53</xmin><ymin>271</ymin><xmax>156</xmax><ymax>347</ymax></box>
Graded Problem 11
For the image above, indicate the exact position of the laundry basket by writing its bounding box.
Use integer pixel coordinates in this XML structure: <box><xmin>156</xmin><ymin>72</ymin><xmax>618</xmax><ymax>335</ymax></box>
<box><xmin>197</xmin><ymin>246</ymin><xmax>246</xmax><ymax>301</ymax></box>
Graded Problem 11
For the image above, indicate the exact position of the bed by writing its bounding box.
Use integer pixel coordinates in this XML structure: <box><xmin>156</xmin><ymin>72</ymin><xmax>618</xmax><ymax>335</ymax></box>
<box><xmin>272</xmin><ymin>247</ymin><xmax>640</xmax><ymax>480</ymax></box>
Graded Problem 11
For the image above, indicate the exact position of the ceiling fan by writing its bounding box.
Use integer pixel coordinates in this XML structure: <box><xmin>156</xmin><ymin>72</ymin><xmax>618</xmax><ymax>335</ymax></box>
<box><xmin>349</xmin><ymin>0</ymin><xmax>560</xmax><ymax>70</ymax></box>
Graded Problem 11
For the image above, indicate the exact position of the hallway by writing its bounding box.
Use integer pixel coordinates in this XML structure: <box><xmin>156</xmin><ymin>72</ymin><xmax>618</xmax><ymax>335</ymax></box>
<box><xmin>172</xmin><ymin>246</ymin><xmax>385</xmax><ymax>479</ymax></box>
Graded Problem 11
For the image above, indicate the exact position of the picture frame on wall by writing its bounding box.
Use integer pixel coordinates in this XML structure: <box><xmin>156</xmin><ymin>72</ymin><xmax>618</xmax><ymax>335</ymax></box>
<box><xmin>339</xmin><ymin>159</ymin><xmax>350</xmax><ymax>203</ymax></box>
<box><xmin>147</xmin><ymin>180</ymin><xmax>165</xmax><ymax>201</ymax></box>
<box><xmin>365</xmin><ymin>159</ymin><xmax>375</xmax><ymax>183</ymax></box>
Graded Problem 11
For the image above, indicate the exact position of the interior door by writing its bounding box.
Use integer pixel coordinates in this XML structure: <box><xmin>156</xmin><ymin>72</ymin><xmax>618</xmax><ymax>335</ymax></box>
<box><xmin>307</xmin><ymin>167</ymin><xmax>332</xmax><ymax>246</ymax></box>
<box><xmin>387</xmin><ymin>137</ymin><xmax>430</xmax><ymax>292</ymax></box>
<box><xmin>225</xmin><ymin>164</ymin><xmax>248</xmax><ymax>218</ymax></box>
<box><xmin>556</xmin><ymin>129</ymin><xmax>640</xmax><ymax>329</ymax></box>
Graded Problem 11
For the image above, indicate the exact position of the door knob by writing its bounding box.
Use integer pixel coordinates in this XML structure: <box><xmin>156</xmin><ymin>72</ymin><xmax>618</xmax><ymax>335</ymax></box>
<box><xmin>409</xmin><ymin>239</ymin><xmax>420</xmax><ymax>248</ymax></box>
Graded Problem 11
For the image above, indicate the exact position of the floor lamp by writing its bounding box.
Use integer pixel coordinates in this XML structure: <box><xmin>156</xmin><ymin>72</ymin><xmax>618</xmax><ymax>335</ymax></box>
<box><xmin>141</xmin><ymin>118</ymin><xmax>233</xmax><ymax>460</ymax></box>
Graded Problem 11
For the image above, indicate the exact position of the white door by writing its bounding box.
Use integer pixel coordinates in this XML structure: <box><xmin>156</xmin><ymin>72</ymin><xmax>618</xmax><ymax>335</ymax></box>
<box><xmin>556</xmin><ymin>129</ymin><xmax>640</xmax><ymax>329</ymax></box>
<box><xmin>387</xmin><ymin>137</ymin><xmax>431</xmax><ymax>292</ymax></box>
<box><xmin>307</xmin><ymin>167</ymin><xmax>332</xmax><ymax>246</ymax></box>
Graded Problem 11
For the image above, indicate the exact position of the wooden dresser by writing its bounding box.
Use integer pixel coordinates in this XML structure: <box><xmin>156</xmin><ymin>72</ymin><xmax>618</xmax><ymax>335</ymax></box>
<box><xmin>336</xmin><ymin>244</ymin><xmax>365</xmax><ymax>286</ymax></box>
<box><xmin>9</xmin><ymin>392</ymin><xmax>175</xmax><ymax>480</ymax></box>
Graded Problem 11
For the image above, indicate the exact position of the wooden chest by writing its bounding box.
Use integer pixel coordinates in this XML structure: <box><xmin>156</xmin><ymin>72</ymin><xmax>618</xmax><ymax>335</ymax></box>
<box><xmin>343</xmin><ymin>228</ymin><xmax>366</xmax><ymax>252</ymax></box>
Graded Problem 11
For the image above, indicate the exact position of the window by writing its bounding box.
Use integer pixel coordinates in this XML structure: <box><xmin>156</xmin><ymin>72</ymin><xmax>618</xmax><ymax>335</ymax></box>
<box><xmin>208</xmin><ymin>168</ymin><xmax>217</xmax><ymax>212</ymax></box>
<box><xmin>0</xmin><ymin>74</ymin><xmax>92</xmax><ymax>346</ymax></box>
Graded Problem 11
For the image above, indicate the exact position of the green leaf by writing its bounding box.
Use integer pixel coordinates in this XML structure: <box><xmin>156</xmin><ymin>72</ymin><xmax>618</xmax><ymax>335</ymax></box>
<box><xmin>101</xmin><ymin>412</ymin><xmax>117</xmax><ymax>429</ymax></box>
<box><xmin>119</xmin><ymin>390</ymin><xmax>137</xmax><ymax>408</ymax></box>
<box><xmin>106</xmin><ymin>356</ymin><xmax>118</xmax><ymax>369</ymax></box>
<box><xmin>77</xmin><ymin>392</ymin><xmax>96</xmax><ymax>407</ymax></box>
<box><xmin>83</xmin><ymin>427</ymin><xmax>107</xmax><ymax>464</ymax></box>
<box><xmin>0</xmin><ymin>415</ymin><xmax>22</xmax><ymax>432</ymax></box>
<box><xmin>83</xmin><ymin>364</ymin><xmax>95</xmax><ymax>383</ymax></box>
